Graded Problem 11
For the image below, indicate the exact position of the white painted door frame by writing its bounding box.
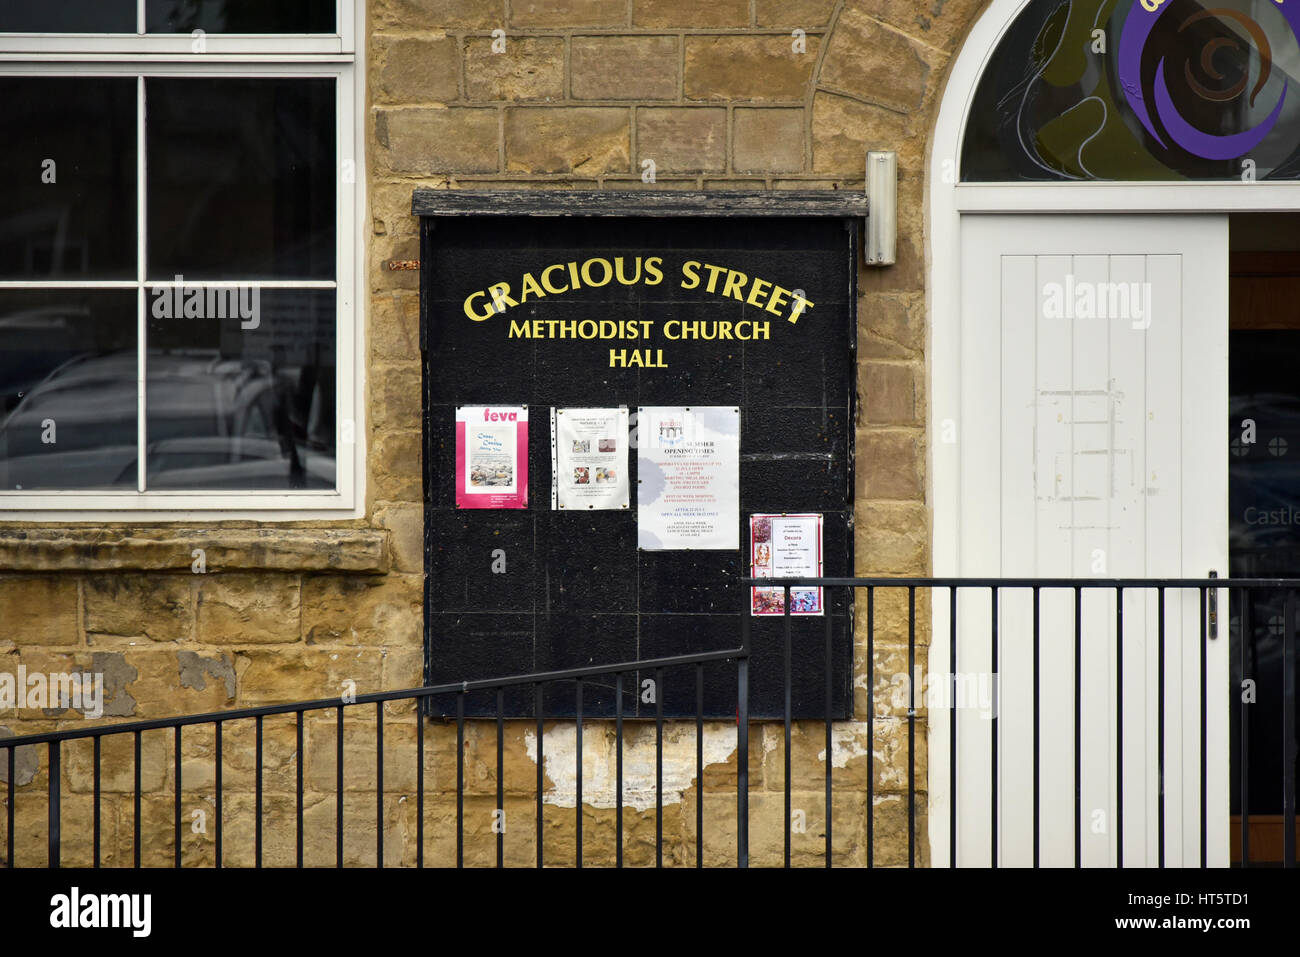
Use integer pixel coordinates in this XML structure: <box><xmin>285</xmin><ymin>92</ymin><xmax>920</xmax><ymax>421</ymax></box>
<box><xmin>924</xmin><ymin>0</ymin><xmax>1294</xmax><ymax>866</ymax></box>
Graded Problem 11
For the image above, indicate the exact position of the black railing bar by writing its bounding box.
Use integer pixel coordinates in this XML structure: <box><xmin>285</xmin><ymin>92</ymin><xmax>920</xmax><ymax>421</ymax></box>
<box><xmin>133</xmin><ymin>730</ymin><xmax>141</xmax><ymax>869</ymax></box>
<box><xmin>377</xmin><ymin>701</ymin><xmax>385</xmax><ymax>869</ymax></box>
<box><xmin>336</xmin><ymin>706</ymin><xmax>344</xmax><ymax>870</ymax></box>
<box><xmin>866</xmin><ymin>585</ymin><xmax>874</xmax><ymax>869</ymax></box>
<box><xmin>535</xmin><ymin>682</ymin><xmax>543</xmax><ymax>870</ymax></box>
<box><xmin>824</xmin><ymin>589</ymin><xmax>833</xmax><ymax>869</ymax></box>
<box><xmin>455</xmin><ymin>693</ymin><xmax>464</xmax><ymax>869</ymax></box>
<box><xmin>1115</xmin><ymin>587</ymin><xmax>1123</xmax><ymax>869</ymax></box>
<box><xmin>783</xmin><ymin>584</ymin><xmax>792</xmax><ymax>869</ymax></box>
<box><xmin>295</xmin><ymin>711</ymin><xmax>304</xmax><ymax>869</ymax></box>
<box><xmin>1284</xmin><ymin>589</ymin><xmax>1297</xmax><ymax>869</ymax></box>
<box><xmin>695</xmin><ymin>663</ymin><xmax>703</xmax><ymax>869</ymax></box>
<box><xmin>1032</xmin><ymin>586</ymin><xmax>1040</xmax><ymax>869</ymax></box>
<box><xmin>0</xmin><ymin>647</ymin><xmax>750</xmax><ymax>750</ymax></box>
<box><xmin>496</xmin><ymin>688</ymin><xmax>504</xmax><ymax>870</ymax></box>
<box><xmin>948</xmin><ymin>585</ymin><xmax>956</xmax><ymax>869</ymax></box>
<box><xmin>1158</xmin><ymin>587</ymin><xmax>1166</xmax><ymax>869</ymax></box>
<box><xmin>1239</xmin><ymin>587</ymin><xmax>1250</xmax><ymax>868</ymax></box>
<box><xmin>575</xmin><ymin>678</ymin><xmax>583</xmax><ymax>870</ymax></box>
<box><xmin>987</xmin><ymin>586</ymin><xmax>995</xmax><ymax>870</ymax></box>
<box><xmin>418</xmin><ymin>704</ymin><xmax>425</xmax><ymax>869</ymax></box>
<box><xmin>255</xmin><ymin>715</ymin><xmax>263</xmax><ymax>869</ymax></box>
<box><xmin>1073</xmin><ymin>585</ymin><xmax>1082</xmax><ymax>868</ymax></box>
<box><xmin>214</xmin><ymin>721</ymin><xmax>222</xmax><ymax>870</ymax></box>
<box><xmin>616</xmin><ymin>673</ymin><xmax>624</xmax><ymax>869</ymax></box>
<box><xmin>6</xmin><ymin>747</ymin><xmax>13</xmax><ymax>867</ymax></box>
<box><xmin>95</xmin><ymin>736</ymin><xmax>103</xmax><ymax>869</ymax></box>
<box><xmin>655</xmin><ymin>666</ymin><xmax>663</xmax><ymax>870</ymax></box>
<box><xmin>47</xmin><ymin>740</ymin><xmax>59</xmax><ymax>869</ymax></box>
<box><xmin>170</xmin><ymin>728</ymin><xmax>178</xmax><ymax>869</ymax></box>
<box><xmin>1200</xmin><ymin>587</ymin><xmax>1209</xmax><ymax>868</ymax></box>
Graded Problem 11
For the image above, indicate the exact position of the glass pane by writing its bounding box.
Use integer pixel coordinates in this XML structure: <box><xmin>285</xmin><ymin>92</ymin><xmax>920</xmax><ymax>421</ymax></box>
<box><xmin>0</xmin><ymin>77</ymin><xmax>137</xmax><ymax>280</ymax></box>
<box><xmin>145</xmin><ymin>287</ymin><xmax>336</xmax><ymax>490</ymax></box>
<box><xmin>0</xmin><ymin>291</ymin><xmax>138</xmax><ymax>490</ymax></box>
<box><xmin>0</xmin><ymin>1</ymin><xmax>135</xmax><ymax>32</ymax></box>
<box><xmin>146</xmin><ymin>77</ymin><xmax>335</xmax><ymax>280</ymax></box>
<box><xmin>146</xmin><ymin>0</ymin><xmax>335</xmax><ymax>34</ymax></box>
<box><xmin>962</xmin><ymin>0</ymin><xmax>1300</xmax><ymax>181</ymax></box>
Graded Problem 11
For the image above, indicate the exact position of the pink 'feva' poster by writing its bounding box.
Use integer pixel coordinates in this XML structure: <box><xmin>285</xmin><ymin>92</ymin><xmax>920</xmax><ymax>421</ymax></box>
<box><xmin>455</xmin><ymin>405</ymin><xmax>528</xmax><ymax>509</ymax></box>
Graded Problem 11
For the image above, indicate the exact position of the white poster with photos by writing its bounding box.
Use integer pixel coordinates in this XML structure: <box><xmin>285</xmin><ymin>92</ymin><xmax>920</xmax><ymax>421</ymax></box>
<box><xmin>551</xmin><ymin>407</ymin><xmax>629</xmax><ymax>510</ymax></box>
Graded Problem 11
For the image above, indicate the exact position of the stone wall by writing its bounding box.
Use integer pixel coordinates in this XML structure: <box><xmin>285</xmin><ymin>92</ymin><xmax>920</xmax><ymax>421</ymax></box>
<box><xmin>0</xmin><ymin>0</ymin><xmax>993</xmax><ymax>867</ymax></box>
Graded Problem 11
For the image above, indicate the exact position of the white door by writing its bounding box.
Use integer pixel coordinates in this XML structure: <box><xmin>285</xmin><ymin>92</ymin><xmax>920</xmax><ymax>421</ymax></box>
<box><xmin>933</xmin><ymin>214</ymin><xmax>1230</xmax><ymax>867</ymax></box>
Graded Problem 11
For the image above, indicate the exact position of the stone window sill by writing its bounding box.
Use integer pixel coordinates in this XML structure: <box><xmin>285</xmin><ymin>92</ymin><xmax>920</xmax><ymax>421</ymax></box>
<box><xmin>0</xmin><ymin>528</ymin><xmax>389</xmax><ymax>573</ymax></box>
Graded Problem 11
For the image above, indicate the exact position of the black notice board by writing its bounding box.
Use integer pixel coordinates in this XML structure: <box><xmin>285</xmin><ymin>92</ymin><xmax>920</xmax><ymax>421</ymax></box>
<box><xmin>419</xmin><ymin>213</ymin><xmax>857</xmax><ymax>719</ymax></box>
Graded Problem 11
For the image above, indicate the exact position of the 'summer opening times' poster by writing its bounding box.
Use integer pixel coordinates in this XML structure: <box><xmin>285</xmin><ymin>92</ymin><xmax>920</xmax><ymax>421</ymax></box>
<box><xmin>637</xmin><ymin>406</ymin><xmax>740</xmax><ymax>550</ymax></box>
<box><xmin>750</xmin><ymin>513</ymin><xmax>823</xmax><ymax>615</ymax></box>
<box><xmin>551</xmin><ymin>407</ymin><xmax>629</xmax><ymax>509</ymax></box>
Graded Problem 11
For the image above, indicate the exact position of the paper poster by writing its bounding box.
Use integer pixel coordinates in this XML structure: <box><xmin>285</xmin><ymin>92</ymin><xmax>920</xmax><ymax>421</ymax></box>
<box><xmin>551</xmin><ymin>407</ymin><xmax>629</xmax><ymax>510</ymax></box>
<box><xmin>637</xmin><ymin>406</ymin><xmax>740</xmax><ymax>550</ymax></box>
<box><xmin>455</xmin><ymin>405</ymin><xmax>528</xmax><ymax>509</ymax></box>
<box><xmin>750</xmin><ymin>513</ymin><xmax>823</xmax><ymax>615</ymax></box>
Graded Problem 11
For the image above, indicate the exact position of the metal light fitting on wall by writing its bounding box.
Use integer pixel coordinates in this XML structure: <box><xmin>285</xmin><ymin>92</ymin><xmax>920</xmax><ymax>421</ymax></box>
<box><xmin>865</xmin><ymin>151</ymin><xmax>897</xmax><ymax>266</ymax></box>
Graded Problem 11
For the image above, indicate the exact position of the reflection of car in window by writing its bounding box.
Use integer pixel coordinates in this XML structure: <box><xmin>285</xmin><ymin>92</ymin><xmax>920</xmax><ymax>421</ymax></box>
<box><xmin>0</xmin><ymin>351</ymin><xmax>333</xmax><ymax>490</ymax></box>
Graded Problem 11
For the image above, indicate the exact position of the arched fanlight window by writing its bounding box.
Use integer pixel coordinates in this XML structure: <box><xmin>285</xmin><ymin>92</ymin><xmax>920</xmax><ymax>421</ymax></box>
<box><xmin>961</xmin><ymin>0</ymin><xmax>1300</xmax><ymax>180</ymax></box>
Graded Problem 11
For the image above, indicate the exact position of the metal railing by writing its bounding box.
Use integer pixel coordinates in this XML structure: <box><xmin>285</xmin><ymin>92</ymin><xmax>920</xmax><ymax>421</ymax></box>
<box><xmin>1</xmin><ymin>576</ymin><xmax>1296</xmax><ymax>867</ymax></box>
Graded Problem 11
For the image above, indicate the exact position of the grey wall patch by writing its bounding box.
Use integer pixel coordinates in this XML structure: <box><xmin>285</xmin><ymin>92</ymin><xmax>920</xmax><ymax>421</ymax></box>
<box><xmin>0</xmin><ymin>726</ymin><xmax>39</xmax><ymax>787</ymax></box>
<box><xmin>176</xmin><ymin>651</ymin><xmax>236</xmax><ymax>699</ymax></box>
<box><xmin>92</xmin><ymin>651</ymin><xmax>138</xmax><ymax>717</ymax></box>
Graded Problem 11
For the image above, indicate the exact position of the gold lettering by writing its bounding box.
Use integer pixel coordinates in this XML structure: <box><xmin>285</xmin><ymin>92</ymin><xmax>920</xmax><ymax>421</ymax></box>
<box><xmin>540</xmin><ymin>263</ymin><xmax>569</xmax><ymax>294</ymax></box>
<box><xmin>488</xmin><ymin>282</ymin><xmax>517</xmax><ymax>314</ymax></box>
<box><xmin>721</xmin><ymin>270</ymin><xmax>748</xmax><ymax>302</ymax></box>
<box><xmin>464</xmin><ymin>290</ymin><xmax>494</xmax><ymax>321</ymax></box>
<box><xmin>703</xmin><ymin>263</ymin><xmax>727</xmax><ymax>294</ymax></box>
<box><xmin>680</xmin><ymin>260</ymin><xmax>701</xmax><ymax>290</ymax></box>
<box><xmin>746</xmin><ymin>277</ymin><xmax>772</xmax><ymax>308</ymax></box>
<box><xmin>644</xmin><ymin>256</ymin><xmax>665</xmax><ymax>285</ymax></box>
<box><xmin>766</xmin><ymin>285</ymin><xmax>790</xmax><ymax>317</ymax></box>
<box><xmin>581</xmin><ymin>257</ymin><xmax>613</xmax><ymax>288</ymax></box>
<box><xmin>518</xmin><ymin>272</ymin><xmax>545</xmax><ymax>304</ymax></box>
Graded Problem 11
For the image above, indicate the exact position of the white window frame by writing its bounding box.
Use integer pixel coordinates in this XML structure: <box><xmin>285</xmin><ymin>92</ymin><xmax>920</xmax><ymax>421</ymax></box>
<box><xmin>0</xmin><ymin>0</ymin><xmax>365</xmax><ymax>520</ymax></box>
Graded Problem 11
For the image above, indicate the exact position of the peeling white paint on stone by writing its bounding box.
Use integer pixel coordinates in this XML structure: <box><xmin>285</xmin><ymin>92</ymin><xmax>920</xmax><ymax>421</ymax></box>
<box><xmin>816</xmin><ymin>721</ymin><xmax>873</xmax><ymax>768</ymax></box>
<box><xmin>524</xmin><ymin>723</ymin><xmax>738</xmax><ymax>812</ymax></box>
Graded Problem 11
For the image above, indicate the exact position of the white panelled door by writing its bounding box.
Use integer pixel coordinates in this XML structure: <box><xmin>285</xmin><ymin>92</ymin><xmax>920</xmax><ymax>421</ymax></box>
<box><xmin>939</xmin><ymin>214</ymin><xmax>1229</xmax><ymax>867</ymax></box>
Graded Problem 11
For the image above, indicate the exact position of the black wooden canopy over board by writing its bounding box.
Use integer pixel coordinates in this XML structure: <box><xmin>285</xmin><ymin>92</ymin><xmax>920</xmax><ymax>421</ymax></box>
<box><xmin>414</xmin><ymin>191</ymin><xmax>863</xmax><ymax>720</ymax></box>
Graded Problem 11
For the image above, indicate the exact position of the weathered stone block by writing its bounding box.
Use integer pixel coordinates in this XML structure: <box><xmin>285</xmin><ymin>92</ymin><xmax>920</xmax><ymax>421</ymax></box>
<box><xmin>856</xmin><ymin>429</ymin><xmax>923</xmax><ymax>500</ymax></box>
<box><xmin>819</xmin><ymin>8</ymin><xmax>935</xmax><ymax>113</ymax></box>
<box><xmin>373</xmin><ymin>0</ymin><xmax>505</xmax><ymax>31</ymax></box>
<box><xmin>375</xmin><ymin>107</ymin><xmax>500</xmax><ymax>175</ymax></box>
<box><xmin>859</xmin><ymin>360</ymin><xmax>920</xmax><ymax>425</ymax></box>
<box><xmin>238</xmin><ymin>648</ymin><xmax>384</xmax><ymax>706</ymax></box>
<box><xmin>854</xmin><ymin>503</ymin><xmax>928</xmax><ymax>576</ymax></box>
<box><xmin>685</xmin><ymin>35</ymin><xmax>820</xmax><ymax>101</ymax></box>
<box><xmin>196</xmin><ymin>575</ymin><xmax>301</xmax><ymax>645</ymax></box>
<box><xmin>755</xmin><ymin>0</ymin><xmax>838</xmax><ymax>27</ymax></box>
<box><xmin>634</xmin><ymin>0</ymin><xmax>749</xmax><ymax>27</ymax></box>
<box><xmin>373</xmin><ymin>36</ymin><xmax>459</xmax><ymax>103</ymax></box>
<box><xmin>505</xmin><ymin>107</ymin><xmax>630</xmax><ymax>174</ymax></box>
<box><xmin>301</xmin><ymin>573</ymin><xmax>422</xmax><ymax>648</ymax></box>
<box><xmin>733</xmin><ymin>108</ymin><xmax>805</xmax><ymax>173</ymax></box>
<box><xmin>0</xmin><ymin>576</ymin><xmax>78</xmax><ymax>647</ymax></box>
<box><xmin>571</xmin><ymin>36</ymin><xmax>678</xmax><ymax>100</ymax></box>
<box><xmin>509</xmin><ymin>0</ymin><xmax>626</xmax><ymax>27</ymax></box>
<box><xmin>84</xmin><ymin>575</ymin><xmax>192</xmax><ymax>644</ymax></box>
<box><xmin>465</xmin><ymin>36</ymin><xmax>564</xmax><ymax>102</ymax></box>
<box><xmin>637</xmin><ymin>107</ymin><xmax>726</xmax><ymax>173</ymax></box>
<box><xmin>370</xmin><ymin>291</ymin><xmax>420</xmax><ymax>361</ymax></box>
<box><xmin>370</xmin><ymin>430</ymin><xmax>423</xmax><ymax>502</ymax></box>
